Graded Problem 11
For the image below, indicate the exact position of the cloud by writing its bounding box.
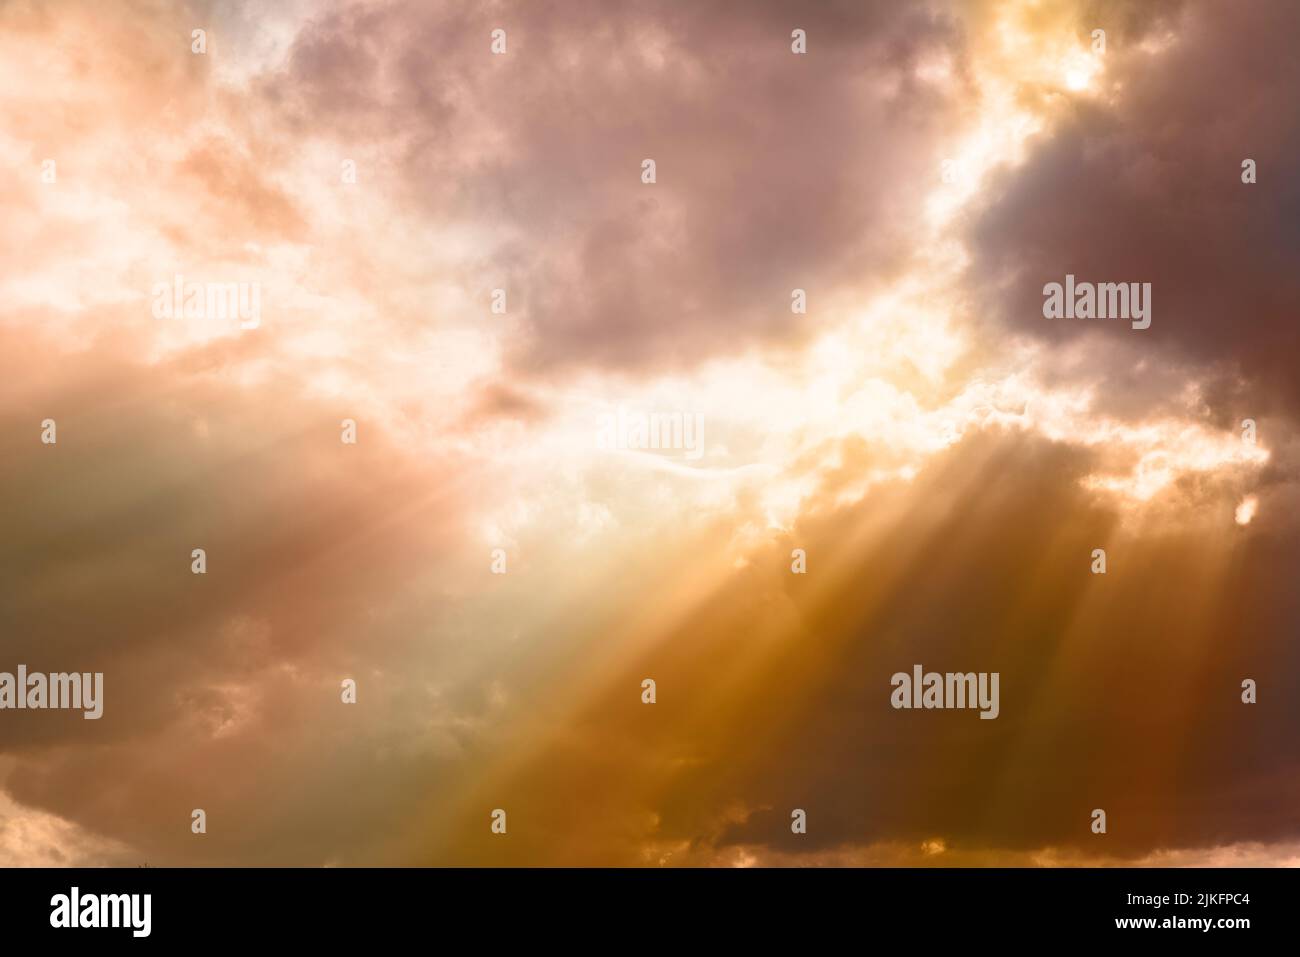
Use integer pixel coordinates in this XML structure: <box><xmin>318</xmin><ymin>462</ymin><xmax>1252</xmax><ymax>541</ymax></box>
<box><xmin>0</xmin><ymin>781</ymin><xmax>135</xmax><ymax>867</ymax></box>
<box><xmin>259</xmin><ymin>0</ymin><xmax>971</xmax><ymax>376</ymax></box>
<box><xmin>0</xmin><ymin>0</ymin><xmax>1296</xmax><ymax>868</ymax></box>
<box><xmin>966</xmin><ymin>0</ymin><xmax>1300</xmax><ymax>422</ymax></box>
<box><xmin>0</xmin><ymin>323</ymin><xmax>506</xmax><ymax>864</ymax></box>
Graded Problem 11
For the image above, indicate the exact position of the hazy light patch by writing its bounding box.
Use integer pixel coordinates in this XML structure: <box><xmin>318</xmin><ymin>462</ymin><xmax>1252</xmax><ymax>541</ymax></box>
<box><xmin>1078</xmin><ymin>424</ymin><xmax>1269</xmax><ymax>503</ymax></box>
<box><xmin>1062</xmin><ymin>50</ymin><xmax>1101</xmax><ymax>92</ymax></box>
<box><xmin>0</xmin><ymin>785</ymin><xmax>134</xmax><ymax>867</ymax></box>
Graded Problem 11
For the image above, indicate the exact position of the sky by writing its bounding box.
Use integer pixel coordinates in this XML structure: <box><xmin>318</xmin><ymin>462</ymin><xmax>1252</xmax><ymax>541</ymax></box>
<box><xmin>1</xmin><ymin>0</ymin><xmax>1298</xmax><ymax>867</ymax></box>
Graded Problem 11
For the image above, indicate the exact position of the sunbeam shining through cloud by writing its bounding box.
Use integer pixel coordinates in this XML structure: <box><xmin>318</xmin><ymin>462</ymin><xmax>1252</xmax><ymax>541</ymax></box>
<box><xmin>1</xmin><ymin>0</ymin><xmax>1298</xmax><ymax>872</ymax></box>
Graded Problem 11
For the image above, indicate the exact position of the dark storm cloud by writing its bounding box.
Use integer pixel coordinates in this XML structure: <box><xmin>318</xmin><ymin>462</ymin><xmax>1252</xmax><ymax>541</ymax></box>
<box><xmin>967</xmin><ymin>0</ymin><xmax>1300</xmax><ymax>422</ymax></box>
